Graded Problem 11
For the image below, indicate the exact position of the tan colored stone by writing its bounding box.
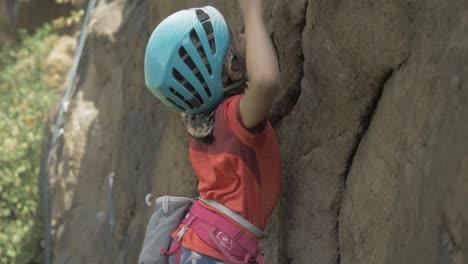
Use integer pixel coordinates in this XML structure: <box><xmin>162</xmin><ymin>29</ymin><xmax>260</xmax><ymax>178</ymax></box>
<box><xmin>40</xmin><ymin>1</ymin><xmax>468</xmax><ymax>263</ymax></box>
<box><xmin>46</xmin><ymin>35</ymin><xmax>77</xmax><ymax>88</ymax></box>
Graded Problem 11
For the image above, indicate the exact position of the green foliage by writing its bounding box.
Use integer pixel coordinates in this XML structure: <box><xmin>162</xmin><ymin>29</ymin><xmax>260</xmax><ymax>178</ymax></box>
<box><xmin>0</xmin><ymin>24</ymin><xmax>61</xmax><ymax>264</ymax></box>
<box><xmin>52</xmin><ymin>9</ymin><xmax>84</xmax><ymax>27</ymax></box>
<box><xmin>55</xmin><ymin>0</ymin><xmax>80</xmax><ymax>6</ymax></box>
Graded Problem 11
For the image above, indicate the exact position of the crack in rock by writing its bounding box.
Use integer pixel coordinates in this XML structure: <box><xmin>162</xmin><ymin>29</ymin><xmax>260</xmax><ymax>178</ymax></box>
<box><xmin>270</xmin><ymin>0</ymin><xmax>309</xmax><ymax>126</ymax></box>
<box><xmin>442</xmin><ymin>213</ymin><xmax>457</xmax><ymax>250</ymax></box>
<box><xmin>333</xmin><ymin>56</ymin><xmax>410</xmax><ymax>264</ymax></box>
<box><xmin>277</xmin><ymin>2</ymin><xmax>310</xmax><ymax>264</ymax></box>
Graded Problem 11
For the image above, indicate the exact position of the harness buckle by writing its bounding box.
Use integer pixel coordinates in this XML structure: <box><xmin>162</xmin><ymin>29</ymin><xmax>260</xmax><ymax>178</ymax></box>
<box><xmin>176</xmin><ymin>226</ymin><xmax>188</xmax><ymax>241</ymax></box>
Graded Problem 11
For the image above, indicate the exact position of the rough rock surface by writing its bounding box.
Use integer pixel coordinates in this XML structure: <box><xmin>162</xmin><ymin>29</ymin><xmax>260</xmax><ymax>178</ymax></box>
<box><xmin>339</xmin><ymin>1</ymin><xmax>468</xmax><ymax>263</ymax></box>
<box><xmin>0</xmin><ymin>0</ymin><xmax>14</xmax><ymax>45</ymax></box>
<box><xmin>46</xmin><ymin>36</ymin><xmax>77</xmax><ymax>88</ymax></box>
<box><xmin>8</xmin><ymin>0</ymin><xmax>73</xmax><ymax>31</ymax></box>
<box><xmin>41</xmin><ymin>0</ymin><xmax>468</xmax><ymax>263</ymax></box>
<box><xmin>0</xmin><ymin>0</ymin><xmax>73</xmax><ymax>46</ymax></box>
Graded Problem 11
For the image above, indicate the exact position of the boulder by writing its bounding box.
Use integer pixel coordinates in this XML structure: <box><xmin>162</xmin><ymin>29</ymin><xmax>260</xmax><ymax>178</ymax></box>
<box><xmin>41</xmin><ymin>0</ymin><xmax>468</xmax><ymax>263</ymax></box>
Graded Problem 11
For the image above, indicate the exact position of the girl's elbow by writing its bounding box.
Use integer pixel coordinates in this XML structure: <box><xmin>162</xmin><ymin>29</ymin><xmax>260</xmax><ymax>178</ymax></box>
<box><xmin>257</xmin><ymin>76</ymin><xmax>281</xmax><ymax>95</ymax></box>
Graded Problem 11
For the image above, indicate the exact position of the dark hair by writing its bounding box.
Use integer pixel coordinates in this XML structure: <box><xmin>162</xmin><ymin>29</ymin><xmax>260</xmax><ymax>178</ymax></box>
<box><xmin>198</xmin><ymin>134</ymin><xmax>214</xmax><ymax>144</ymax></box>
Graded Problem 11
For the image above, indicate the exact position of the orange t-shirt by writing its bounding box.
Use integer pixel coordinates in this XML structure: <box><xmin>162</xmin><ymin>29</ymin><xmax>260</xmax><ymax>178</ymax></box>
<box><xmin>172</xmin><ymin>95</ymin><xmax>282</xmax><ymax>261</ymax></box>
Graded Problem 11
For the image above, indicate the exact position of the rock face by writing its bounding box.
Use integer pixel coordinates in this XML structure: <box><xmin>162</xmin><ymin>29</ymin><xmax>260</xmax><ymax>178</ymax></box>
<box><xmin>46</xmin><ymin>36</ymin><xmax>77</xmax><ymax>87</ymax></box>
<box><xmin>0</xmin><ymin>0</ymin><xmax>73</xmax><ymax>46</ymax></box>
<box><xmin>0</xmin><ymin>0</ymin><xmax>15</xmax><ymax>45</ymax></box>
<box><xmin>41</xmin><ymin>0</ymin><xmax>468</xmax><ymax>263</ymax></box>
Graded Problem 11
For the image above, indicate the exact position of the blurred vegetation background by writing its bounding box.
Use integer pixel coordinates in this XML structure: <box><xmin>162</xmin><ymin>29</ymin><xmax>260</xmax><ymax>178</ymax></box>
<box><xmin>0</xmin><ymin>3</ymin><xmax>83</xmax><ymax>263</ymax></box>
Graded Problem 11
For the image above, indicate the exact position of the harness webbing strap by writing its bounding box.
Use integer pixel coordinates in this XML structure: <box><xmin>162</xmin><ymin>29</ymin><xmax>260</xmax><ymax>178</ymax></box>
<box><xmin>199</xmin><ymin>197</ymin><xmax>265</xmax><ymax>239</ymax></box>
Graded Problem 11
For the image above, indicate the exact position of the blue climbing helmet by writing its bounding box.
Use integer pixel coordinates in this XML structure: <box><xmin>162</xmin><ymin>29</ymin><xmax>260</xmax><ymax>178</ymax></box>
<box><xmin>145</xmin><ymin>6</ymin><xmax>233</xmax><ymax>114</ymax></box>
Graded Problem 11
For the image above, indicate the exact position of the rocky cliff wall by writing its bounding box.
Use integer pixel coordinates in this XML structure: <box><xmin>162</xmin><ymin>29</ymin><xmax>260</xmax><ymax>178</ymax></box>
<box><xmin>0</xmin><ymin>0</ymin><xmax>15</xmax><ymax>45</ymax></box>
<box><xmin>42</xmin><ymin>0</ymin><xmax>468</xmax><ymax>263</ymax></box>
<box><xmin>0</xmin><ymin>0</ymin><xmax>73</xmax><ymax>46</ymax></box>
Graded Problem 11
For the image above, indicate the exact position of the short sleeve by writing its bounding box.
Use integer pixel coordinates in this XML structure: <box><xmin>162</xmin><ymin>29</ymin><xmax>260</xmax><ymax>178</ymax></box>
<box><xmin>223</xmin><ymin>95</ymin><xmax>268</xmax><ymax>146</ymax></box>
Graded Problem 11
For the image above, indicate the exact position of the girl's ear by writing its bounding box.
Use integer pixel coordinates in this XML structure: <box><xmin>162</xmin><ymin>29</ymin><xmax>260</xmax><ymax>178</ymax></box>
<box><xmin>227</xmin><ymin>61</ymin><xmax>245</xmax><ymax>81</ymax></box>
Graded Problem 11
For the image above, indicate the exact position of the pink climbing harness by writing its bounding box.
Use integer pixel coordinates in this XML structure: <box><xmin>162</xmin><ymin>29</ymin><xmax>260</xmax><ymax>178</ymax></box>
<box><xmin>161</xmin><ymin>201</ymin><xmax>266</xmax><ymax>264</ymax></box>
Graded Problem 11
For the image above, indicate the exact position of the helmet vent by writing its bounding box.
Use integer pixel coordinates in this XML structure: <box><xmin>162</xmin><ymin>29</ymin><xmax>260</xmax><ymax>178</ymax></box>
<box><xmin>195</xmin><ymin>9</ymin><xmax>215</xmax><ymax>54</ymax></box>
<box><xmin>166</xmin><ymin>97</ymin><xmax>185</xmax><ymax>112</ymax></box>
<box><xmin>178</xmin><ymin>46</ymin><xmax>210</xmax><ymax>97</ymax></box>
<box><xmin>196</xmin><ymin>9</ymin><xmax>210</xmax><ymax>22</ymax></box>
<box><xmin>173</xmin><ymin>69</ymin><xmax>204</xmax><ymax>106</ymax></box>
<box><xmin>169</xmin><ymin>87</ymin><xmax>198</xmax><ymax>109</ymax></box>
<box><xmin>179</xmin><ymin>47</ymin><xmax>196</xmax><ymax>70</ymax></box>
<box><xmin>178</xmin><ymin>46</ymin><xmax>188</xmax><ymax>60</ymax></box>
<box><xmin>195</xmin><ymin>71</ymin><xmax>211</xmax><ymax>97</ymax></box>
<box><xmin>190</xmin><ymin>30</ymin><xmax>212</xmax><ymax>75</ymax></box>
<box><xmin>202</xmin><ymin>21</ymin><xmax>216</xmax><ymax>55</ymax></box>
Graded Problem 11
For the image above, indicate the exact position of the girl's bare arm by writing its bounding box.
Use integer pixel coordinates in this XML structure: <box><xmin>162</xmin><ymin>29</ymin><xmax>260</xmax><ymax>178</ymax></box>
<box><xmin>238</xmin><ymin>0</ymin><xmax>281</xmax><ymax>129</ymax></box>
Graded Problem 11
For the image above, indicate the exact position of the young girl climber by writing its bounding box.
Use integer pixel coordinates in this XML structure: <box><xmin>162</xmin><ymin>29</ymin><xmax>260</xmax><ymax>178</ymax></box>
<box><xmin>144</xmin><ymin>1</ymin><xmax>281</xmax><ymax>263</ymax></box>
